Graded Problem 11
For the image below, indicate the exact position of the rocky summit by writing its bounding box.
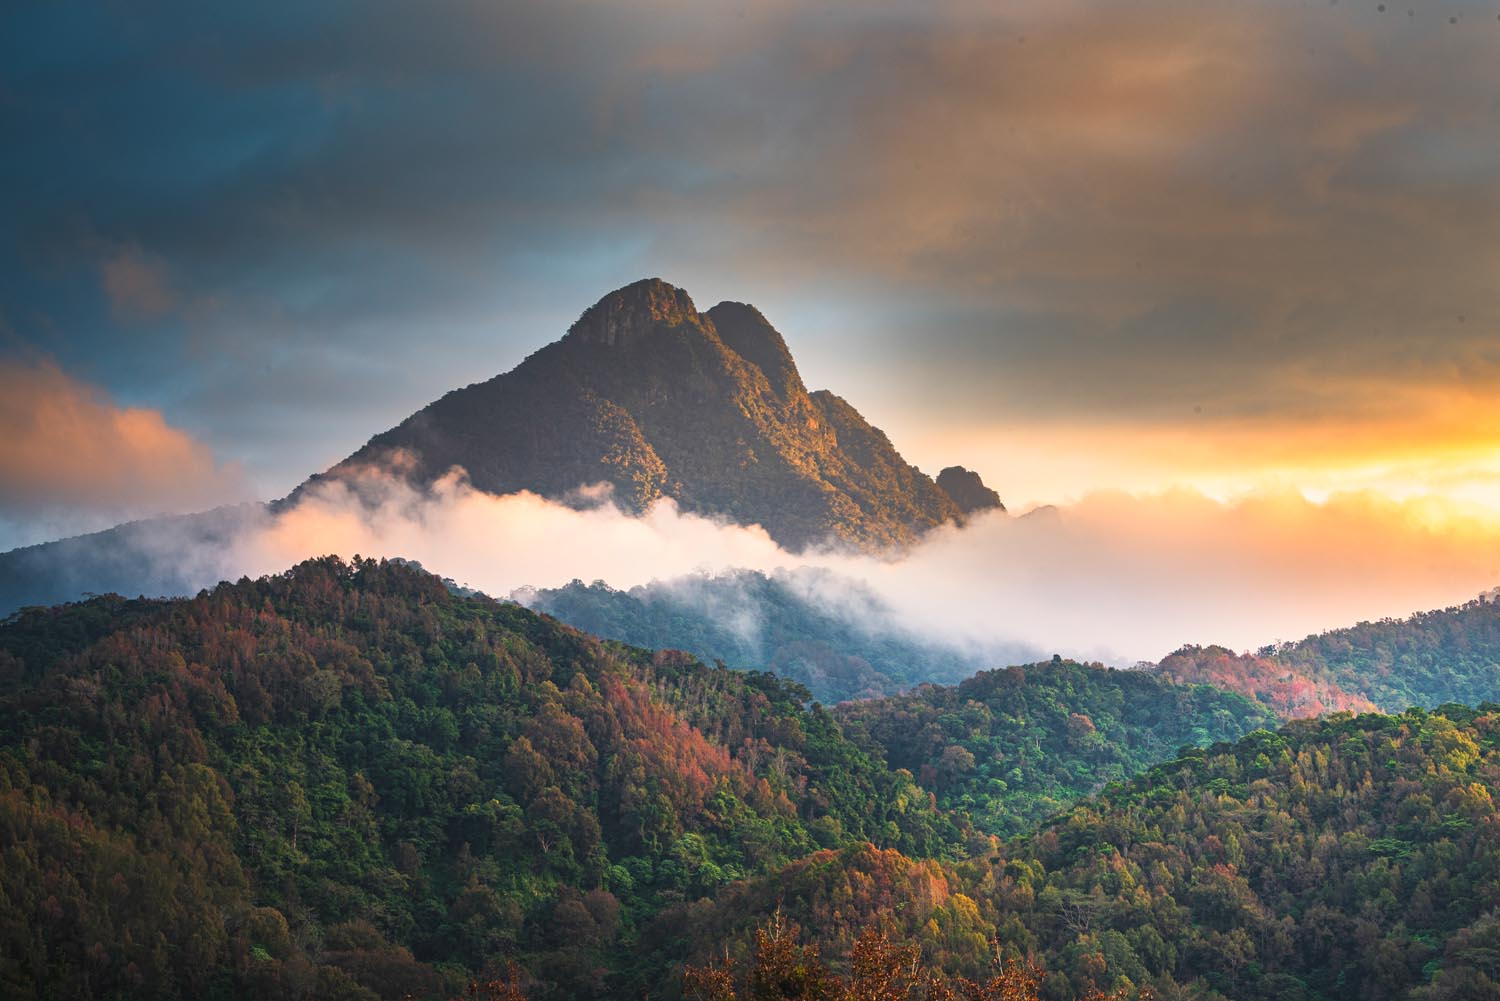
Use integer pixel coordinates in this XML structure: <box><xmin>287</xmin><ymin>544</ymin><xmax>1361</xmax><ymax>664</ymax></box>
<box><xmin>310</xmin><ymin>278</ymin><xmax>995</xmax><ymax>551</ymax></box>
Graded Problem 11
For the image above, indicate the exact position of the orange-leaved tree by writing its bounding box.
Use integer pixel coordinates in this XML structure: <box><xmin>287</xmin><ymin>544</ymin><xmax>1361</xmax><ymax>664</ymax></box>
<box><xmin>683</xmin><ymin>917</ymin><xmax>1150</xmax><ymax>1001</ymax></box>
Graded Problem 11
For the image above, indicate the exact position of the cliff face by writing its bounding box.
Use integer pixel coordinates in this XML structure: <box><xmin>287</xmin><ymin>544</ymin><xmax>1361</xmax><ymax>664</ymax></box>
<box><xmin>312</xmin><ymin>278</ymin><xmax>974</xmax><ymax>551</ymax></box>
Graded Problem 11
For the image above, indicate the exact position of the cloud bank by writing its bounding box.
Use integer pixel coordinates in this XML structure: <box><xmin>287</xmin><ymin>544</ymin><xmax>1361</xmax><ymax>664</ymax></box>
<box><xmin>207</xmin><ymin>469</ymin><xmax>1500</xmax><ymax>666</ymax></box>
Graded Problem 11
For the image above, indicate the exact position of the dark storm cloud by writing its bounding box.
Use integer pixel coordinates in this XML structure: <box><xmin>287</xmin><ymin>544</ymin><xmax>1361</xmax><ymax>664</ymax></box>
<box><xmin>686</xmin><ymin>0</ymin><xmax>1500</xmax><ymax>429</ymax></box>
<box><xmin>2</xmin><ymin>0</ymin><xmax>1498</xmax><ymax>513</ymax></box>
<box><xmin>2</xmin><ymin>1</ymin><xmax>716</xmax><ymax>484</ymax></box>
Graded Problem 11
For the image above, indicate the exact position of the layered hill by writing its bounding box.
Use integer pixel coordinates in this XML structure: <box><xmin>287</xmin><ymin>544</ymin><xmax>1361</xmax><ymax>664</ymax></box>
<box><xmin>518</xmin><ymin>571</ymin><xmax>1500</xmax><ymax>724</ymax></box>
<box><xmin>1155</xmin><ymin>596</ymin><xmax>1500</xmax><ymax>718</ymax></box>
<box><xmin>517</xmin><ymin>569</ymin><xmax>1035</xmax><ymax>703</ymax></box>
<box><xmin>834</xmin><ymin>659</ymin><xmax>1277</xmax><ymax>836</ymax></box>
<box><xmin>305</xmin><ymin>278</ymin><xmax>981</xmax><ymax>552</ymax></box>
<box><xmin>1155</xmin><ymin>644</ymin><xmax>1379</xmax><ymax>720</ymax></box>
<box><xmin>1266</xmin><ymin>597</ymin><xmax>1500</xmax><ymax>711</ymax></box>
<box><xmin>0</xmin><ymin>504</ymin><xmax>260</xmax><ymax>617</ymax></box>
<box><xmin>8</xmin><ymin>557</ymin><xmax>1500</xmax><ymax>999</ymax></box>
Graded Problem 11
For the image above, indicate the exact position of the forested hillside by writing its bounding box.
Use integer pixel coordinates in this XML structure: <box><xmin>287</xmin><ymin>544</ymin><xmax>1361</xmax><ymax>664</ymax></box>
<box><xmin>835</xmin><ymin>660</ymin><xmax>1276</xmax><ymax>836</ymax></box>
<box><xmin>1156</xmin><ymin>600</ymin><xmax>1500</xmax><ymax>719</ymax></box>
<box><xmin>1154</xmin><ymin>645</ymin><xmax>1377</xmax><ymax>720</ymax></box>
<box><xmin>988</xmin><ymin>704</ymin><xmax>1500</xmax><ymax>999</ymax></box>
<box><xmin>0</xmin><ymin>558</ymin><xmax>959</xmax><ymax>1000</ymax></box>
<box><xmin>7</xmin><ymin>559</ymin><xmax>1500</xmax><ymax>1001</ymax></box>
<box><xmin>666</xmin><ymin>706</ymin><xmax>1500</xmax><ymax>1000</ymax></box>
<box><xmin>1265</xmin><ymin>599</ymin><xmax>1500</xmax><ymax>712</ymax></box>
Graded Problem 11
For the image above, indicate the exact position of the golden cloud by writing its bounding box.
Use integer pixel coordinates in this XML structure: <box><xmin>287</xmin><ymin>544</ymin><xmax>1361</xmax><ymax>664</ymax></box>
<box><xmin>0</xmin><ymin>359</ymin><xmax>246</xmax><ymax>516</ymax></box>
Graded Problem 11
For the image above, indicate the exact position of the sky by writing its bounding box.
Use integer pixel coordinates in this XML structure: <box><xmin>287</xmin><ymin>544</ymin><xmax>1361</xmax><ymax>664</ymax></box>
<box><xmin>2</xmin><ymin>1</ymin><xmax>1500</xmax><ymax>575</ymax></box>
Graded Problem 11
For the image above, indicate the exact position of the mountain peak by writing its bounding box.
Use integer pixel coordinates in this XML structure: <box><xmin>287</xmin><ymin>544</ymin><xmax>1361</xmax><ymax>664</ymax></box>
<box><xmin>566</xmin><ymin>277</ymin><xmax>698</xmax><ymax>347</ymax></box>
<box><xmin>304</xmin><ymin>279</ymin><xmax>990</xmax><ymax>552</ymax></box>
<box><xmin>705</xmin><ymin>300</ymin><xmax>803</xmax><ymax>400</ymax></box>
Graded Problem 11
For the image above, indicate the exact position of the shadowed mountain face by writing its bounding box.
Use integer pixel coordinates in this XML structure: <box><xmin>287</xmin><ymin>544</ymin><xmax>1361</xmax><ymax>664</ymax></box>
<box><xmin>934</xmin><ymin>465</ymin><xmax>1004</xmax><ymax>515</ymax></box>
<box><xmin>307</xmin><ymin>278</ymin><xmax>968</xmax><ymax>552</ymax></box>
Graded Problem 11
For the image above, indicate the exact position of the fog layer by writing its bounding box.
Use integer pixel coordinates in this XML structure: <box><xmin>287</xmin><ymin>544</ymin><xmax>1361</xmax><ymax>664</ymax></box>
<box><xmin>206</xmin><ymin>468</ymin><xmax>1500</xmax><ymax>664</ymax></box>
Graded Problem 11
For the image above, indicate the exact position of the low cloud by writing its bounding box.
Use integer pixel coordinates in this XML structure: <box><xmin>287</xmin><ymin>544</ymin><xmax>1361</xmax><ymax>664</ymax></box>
<box><xmin>856</xmin><ymin>490</ymin><xmax>1500</xmax><ymax>662</ymax></box>
<box><xmin>0</xmin><ymin>359</ymin><xmax>247</xmax><ymax>537</ymax></box>
<box><xmin>198</xmin><ymin>466</ymin><xmax>1500</xmax><ymax>667</ymax></box>
<box><xmin>233</xmin><ymin>470</ymin><xmax>789</xmax><ymax>593</ymax></box>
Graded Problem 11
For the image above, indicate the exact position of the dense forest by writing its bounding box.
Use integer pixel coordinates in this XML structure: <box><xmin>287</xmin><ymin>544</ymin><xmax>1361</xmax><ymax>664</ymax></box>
<box><xmin>1153</xmin><ymin>646</ymin><xmax>1377</xmax><ymax>720</ymax></box>
<box><xmin>1262</xmin><ymin>600</ymin><xmax>1500</xmax><ymax>712</ymax></box>
<box><xmin>1149</xmin><ymin>600</ymin><xmax>1500</xmax><ymax>722</ymax></box>
<box><xmin>0</xmin><ymin>558</ymin><xmax>960</xmax><ymax>999</ymax></box>
<box><xmin>678</xmin><ymin>922</ymin><xmax>1128</xmax><ymax>1001</ymax></box>
<box><xmin>834</xmin><ymin>661</ymin><xmax>1276</xmax><ymax>836</ymax></box>
<box><xmin>6</xmin><ymin>559</ymin><xmax>1500</xmax><ymax>1000</ymax></box>
<box><xmin>520</xmin><ymin>571</ymin><xmax>1017</xmax><ymax>703</ymax></box>
<box><xmin>989</xmin><ymin>704</ymin><xmax>1500</xmax><ymax>1000</ymax></box>
<box><xmin>661</xmin><ymin>706</ymin><xmax>1500</xmax><ymax>1000</ymax></box>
